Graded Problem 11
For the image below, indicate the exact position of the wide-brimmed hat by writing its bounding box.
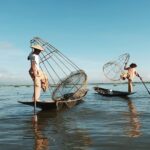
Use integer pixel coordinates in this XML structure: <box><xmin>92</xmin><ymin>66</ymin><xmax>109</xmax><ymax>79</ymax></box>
<box><xmin>31</xmin><ymin>44</ymin><xmax>44</xmax><ymax>51</ymax></box>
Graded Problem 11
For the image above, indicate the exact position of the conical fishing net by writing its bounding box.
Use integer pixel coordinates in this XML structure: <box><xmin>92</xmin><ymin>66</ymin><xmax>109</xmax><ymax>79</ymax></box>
<box><xmin>103</xmin><ymin>53</ymin><xmax>130</xmax><ymax>81</ymax></box>
<box><xmin>30</xmin><ymin>37</ymin><xmax>88</xmax><ymax>101</ymax></box>
<box><xmin>52</xmin><ymin>70</ymin><xmax>87</xmax><ymax>101</ymax></box>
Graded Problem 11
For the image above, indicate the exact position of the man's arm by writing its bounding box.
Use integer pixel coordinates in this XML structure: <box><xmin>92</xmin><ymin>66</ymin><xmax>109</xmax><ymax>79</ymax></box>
<box><xmin>124</xmin><ymin>63</ymin><xmax>129</xmax><ymax>70</ymax></box>
<box><xmin>135</xmin><ymin>71</ymin><xmax>139</xmax><ymax>77</ymax></box>
<box><xmin>31</xmin><ymin>61</ymin><xmax>37</xmax><ymax>77</ymax></box>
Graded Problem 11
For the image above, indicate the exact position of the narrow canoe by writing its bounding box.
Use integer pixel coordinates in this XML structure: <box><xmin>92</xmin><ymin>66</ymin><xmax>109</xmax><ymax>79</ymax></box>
<box><xmin>94</xmin><ymin>87</ymin><xmax>135</xmax><ymax>97</ymax></box>
<box><xmin>18</xmin><ymin>98</ymin><xmax>84</xmax><ymax>110</ymax></box>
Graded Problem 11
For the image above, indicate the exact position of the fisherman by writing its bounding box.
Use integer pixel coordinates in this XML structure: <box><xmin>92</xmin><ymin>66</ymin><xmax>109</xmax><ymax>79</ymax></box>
<box><xmin>28</xmin><ymin>44</ymin><xmax>48</xmax><ymax>101</ymax></box>
<box><xmin>121</xmin><ymin>63</ymin><xmax>139</xmax><ymax>93</ymax></box>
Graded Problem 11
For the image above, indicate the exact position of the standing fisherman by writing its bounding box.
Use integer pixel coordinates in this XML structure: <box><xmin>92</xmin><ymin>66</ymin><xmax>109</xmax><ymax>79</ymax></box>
<box><xmin>122</xmin><ymin>63</ymin><xmax>139</xmax><ymax>93</ymax></box>
<box><xmin>28</xmin><ymin>44</ymin><xmax>48</xmax><ymax>101</ymax></box>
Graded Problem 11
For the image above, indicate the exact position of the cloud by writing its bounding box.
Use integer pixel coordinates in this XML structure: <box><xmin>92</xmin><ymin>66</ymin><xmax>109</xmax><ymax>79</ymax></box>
<box><xmin>0</xmin><ymin>40</ymin><xmax>27</xmax><ymax>65</ymax></box>
<box><xmin>0</xmin><ymin>41</ymin><xmax>30</xmax><ymax>84</ymax></box>
<box><xmin>0</xmin><ymin>41</ymin><xmax>27</xmax><ymax>57</ymax></box>
<box><xmin>0</xmin><ymin>68</ymin><xmax>31</xmax><ymax>84</ymax></box>
<box><xmin>0</xmin><ymin>42</ymin><xmax>14</xmax><ymax>50</ymax></box>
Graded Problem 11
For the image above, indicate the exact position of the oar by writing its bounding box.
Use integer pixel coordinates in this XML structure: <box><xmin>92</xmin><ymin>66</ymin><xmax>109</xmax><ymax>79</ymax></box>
<box><xmin>33</xmin><ymin>81</ymin><xmax>38</xmax><ymax>122</ymax></box>
<box><xmin>138</xmin><ymin>75</ymin><xmax>150</xmax><ymax>95</ymax></box>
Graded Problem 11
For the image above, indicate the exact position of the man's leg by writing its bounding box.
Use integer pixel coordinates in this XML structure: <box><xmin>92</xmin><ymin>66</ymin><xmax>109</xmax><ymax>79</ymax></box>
<box><xmin>33</xmin><ymin>77</ymin><xmax>41</xmax><ymax>101</ymax></box>
<box><xmin>128</xmin><ymin>79</ymin><xmax>133</xmax><ymax>93</ymax></box>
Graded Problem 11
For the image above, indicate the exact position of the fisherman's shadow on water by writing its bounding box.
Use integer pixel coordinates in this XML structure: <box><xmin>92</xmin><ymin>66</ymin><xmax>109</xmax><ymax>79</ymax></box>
<box><xmin>32</xmin><ymin>110</ymin><xmax>60</xmax><ymax>150</ymax></box>
<box><xmin>31</xmin><ymin>109</ymin><xmax>92</xmax><ymax>150</ymax></box>
<box><xmin>123</xmin><ymin>97</ymin><xmax>141</xmax><ymax>138</ymax></box>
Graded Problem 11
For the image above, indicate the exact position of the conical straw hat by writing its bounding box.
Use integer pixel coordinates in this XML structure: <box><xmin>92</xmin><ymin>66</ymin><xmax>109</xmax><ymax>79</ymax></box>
<box><xmin>31</xmin><ymin>44</ymin><xmax>44</xmax><ymax>51</ymax></box>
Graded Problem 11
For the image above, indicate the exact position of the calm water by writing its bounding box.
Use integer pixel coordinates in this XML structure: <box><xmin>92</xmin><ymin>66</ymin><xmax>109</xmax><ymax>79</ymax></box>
<box><xmin>0</xmin><ymin>83</ymin><xmax>150</xmax><ymax>150</ymax></box>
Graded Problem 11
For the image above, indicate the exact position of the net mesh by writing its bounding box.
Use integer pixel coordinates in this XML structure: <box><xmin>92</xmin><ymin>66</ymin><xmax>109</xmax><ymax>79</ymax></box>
<box><xmin>103</xmin><ymin>53</ymin><xmax>130</xmax><ymax>81</ymax></box>
<box><xmin>56</xmin><ymin>99</ymin><xmax>79</xmax><ymax>110</ymax></box>
<box><xmin>52</xmin><ymin>70</ymin><xmax>87</xmax><ymax>101</ymax></box>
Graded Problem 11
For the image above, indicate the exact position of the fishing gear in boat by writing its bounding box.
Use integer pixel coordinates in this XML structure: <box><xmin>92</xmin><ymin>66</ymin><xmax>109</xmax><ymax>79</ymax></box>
<box><xmin>103</xmin><ymin>53</ymin><xmax>130</xmax><ymax>81</ymax></box>
<box><xmin>94</xmin><ymin>87</ymin><xmax>135</xmax><ymax>97</ymax></box>
<box><xmin>19</xmin><ymin>37</ymin><xmax>88</xmax><ymax>110</ymax></box>
<box><xmin>94</xmin><ymin>53</ymin><xmax>133</xmax><ymax>97</ymax></box>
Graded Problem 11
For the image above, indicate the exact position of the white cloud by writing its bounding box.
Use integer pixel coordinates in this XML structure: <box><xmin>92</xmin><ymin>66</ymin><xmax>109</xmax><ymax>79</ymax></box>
<box><xmin>0</xmin><ymin>42</ymin><xmax>14</xmax><ymax>50</ymax></box>
<box><xmin>0</xmin><ymin>41</ymin><xmax>30</xmax><ymax>84</ymax></box>
<box><xmin>0</xmin><ymin>68</ymin><xmax>31</xmax><ymax>84</ymax></box>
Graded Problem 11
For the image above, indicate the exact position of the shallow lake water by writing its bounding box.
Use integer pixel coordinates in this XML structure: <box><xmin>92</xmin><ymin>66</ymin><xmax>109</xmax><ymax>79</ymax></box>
<box><xmin>0</xmin><ymin>83</ymin><xmax>150</xmax><ymax>150</ymax></box>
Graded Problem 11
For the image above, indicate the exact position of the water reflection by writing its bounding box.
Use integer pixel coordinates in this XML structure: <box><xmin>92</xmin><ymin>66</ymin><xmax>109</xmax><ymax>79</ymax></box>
<box><xmin>33</xmin><ymin>122</ymin><xmax>49</xmax><ymax>150</ymax></box>
<box><xmin>32</xmin><ymin>109</ymin><xmax>92</xmax><ymax>150</ymax></box>
<box><xmin>32</xmin><ymin>110</ymin><xmax>59</xmax><ymax>150</ymax></box>
<box><xmin>124</xmin><ymin>97</ymin><xmax>141</xmax><ymax>137</ymax></box>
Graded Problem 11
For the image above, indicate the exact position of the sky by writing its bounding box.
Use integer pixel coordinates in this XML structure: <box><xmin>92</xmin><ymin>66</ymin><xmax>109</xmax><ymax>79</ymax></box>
<box><xmin>0</xmin><ymin>0</ymin><xmax>150</xmax><ymax>84</ymax></box>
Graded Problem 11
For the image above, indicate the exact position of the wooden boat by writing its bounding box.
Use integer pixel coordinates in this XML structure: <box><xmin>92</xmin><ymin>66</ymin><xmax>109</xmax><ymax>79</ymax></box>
<box><xmin>18</xmin><ymin>98</ymin><xmax>83</xmax><ymax>110</ymax></box>
<box><xmin>18</xmin><ymin>100</ymin><xmax>57</xmax><ymax>110</ymax></box>
<box><xmin>22</xmin><ymin>37</ymin><xmax>88</xmax><ymax>111</ymax></box>
<box><xmin>94</xmin><ymin>87</ymin><xmax>135</xmax><ymax>97</ymax></box>
<box><xmin>18</xmin><ymin>90</ymin><xmax>88</xmax><ymax>110</ymax></box>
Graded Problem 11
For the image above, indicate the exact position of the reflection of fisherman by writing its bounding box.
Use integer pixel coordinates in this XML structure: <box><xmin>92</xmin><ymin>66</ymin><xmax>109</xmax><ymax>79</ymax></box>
<box><xmin>28</xmin><ymin>44</ymin><xmax>49</xmax><ymax>101</ymax></box>
<box><xmin>126</xmin><ymin>99</ymin><xmax>141</xmax><ymax>137</ymax></box>
<box><xmin>121</xmin><ymin>63</ymin><xmax>139</xmax><ymax>93</ymax></box>
<box><xmin>33</xmin><ymin>122</ymin><xmax>49</xmax><ymax>150</ymax></box>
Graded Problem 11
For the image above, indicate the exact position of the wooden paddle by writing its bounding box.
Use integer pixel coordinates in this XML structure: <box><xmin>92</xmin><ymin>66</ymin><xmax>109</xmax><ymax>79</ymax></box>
<box><xmin>33</xmin><ymin>81</ymin><xmax>38</xmax><ymax>122</ymax></box>
<box><xmin>138</xmin><ymin>75</ymin><xmax>150</xmax><ymax>95</ymax></box>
